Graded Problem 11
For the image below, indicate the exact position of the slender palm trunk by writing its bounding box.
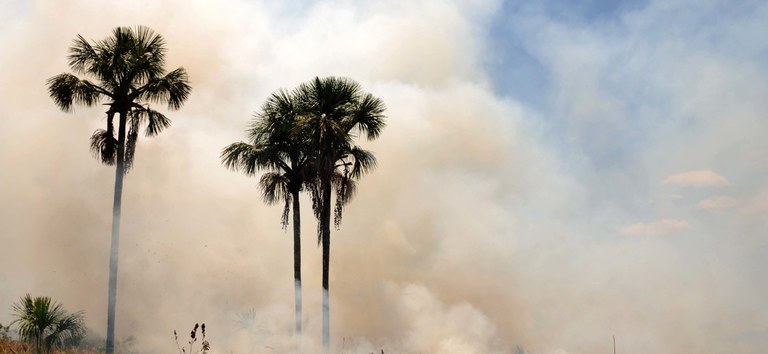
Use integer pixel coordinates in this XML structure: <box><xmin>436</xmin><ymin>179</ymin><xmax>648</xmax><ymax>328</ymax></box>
<box><xmin>105</xmin><ymin>111</ymin><xmax>126</xmax><ymax>354</ymax></box>
<box><xmin>321</xmin><ymin>178</ymin><xmax>332</xmax><ymax>350</ymax></box>
<box><xmin>292</xmin><ymin>191</ymin><xmax>302</xmax><ymax>338</ymax></box>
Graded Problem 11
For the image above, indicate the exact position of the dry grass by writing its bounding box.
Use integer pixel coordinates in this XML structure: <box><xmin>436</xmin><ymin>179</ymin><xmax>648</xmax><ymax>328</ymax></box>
<box><xmin>0</xmin><ymin>338</ymin><xmax>102</xmax><ymax>354</ymax></box>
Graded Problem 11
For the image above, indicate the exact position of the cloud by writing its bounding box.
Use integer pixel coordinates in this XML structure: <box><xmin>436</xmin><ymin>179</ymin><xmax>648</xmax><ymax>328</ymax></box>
<box><xmin>663</xmin><ymin>170</ymin><xmax>729</xmax><ymax>187</ymax></box>
<box><xmin>619</xmin><ymin>218</ymin><xmax>689</xmax><ymax>236</ymax></box>
<box><xmin>696</xmin><ymin>195</ymin><xmax>739</xmax><ymax>210</ymax></box>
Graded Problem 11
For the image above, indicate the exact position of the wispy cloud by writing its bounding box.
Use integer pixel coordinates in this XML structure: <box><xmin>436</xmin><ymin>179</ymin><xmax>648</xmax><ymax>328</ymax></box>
<box><xmin>663</xmin><ymin>170</ymin><xmax>729</xmax><ymax>187</ymax></box>
<box><xmin>619</xmin><ymin>218</ymin><xmax>689</xmax><ymax>236</ymax></box>
<box><xmin>696</xmin><ymin>195</ymin><xmax>739</xmax><ymax>210</ymax></box>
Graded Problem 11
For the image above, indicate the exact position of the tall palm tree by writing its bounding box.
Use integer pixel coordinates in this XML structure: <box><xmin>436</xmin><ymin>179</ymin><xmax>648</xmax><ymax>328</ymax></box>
<box><xmin>294</xmin><ymin>77</ymin><xmax>385</xmax><ymax>349</ymax></box>
<box><xmin>221</xmin><ymin>89</ymin><xmax>311</xmax><ymax>337</ymax></box>
<box><xmin>11</xmin><ymin>294</ymin><xmax>86</xmax><ymax>354</ymax></box>
<box><xmin>47</xmin><ymin>26</ymin><xmax>191</xmax><ymax>354</ymax></box>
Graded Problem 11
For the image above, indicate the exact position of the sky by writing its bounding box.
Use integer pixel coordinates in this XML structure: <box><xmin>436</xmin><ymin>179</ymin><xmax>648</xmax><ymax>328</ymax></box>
<box><xmin>0</xmin><ymin>0</ymin><xmax>767</xmax><ymax>353</ymax></box>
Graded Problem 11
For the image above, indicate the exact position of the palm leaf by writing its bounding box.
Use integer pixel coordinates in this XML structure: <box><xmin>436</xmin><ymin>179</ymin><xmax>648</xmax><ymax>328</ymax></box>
<box><xmin>124</xmin><ymin>117</ymin><xmax>140</xmax><ymax>173</ymax></box>
<box><xmin>345</xmin><ymin>146</ymin><xmax>377</xmax><ymax>178</ymax></box>
<box><xmin>89</xmin><ymin>113</ymin><xmax>117</xmax><ymax>166</ymax></box>
<box><xmin>259</xmin><ymin>171</ymin><xmax>292</xmax><ymax>228</ymax></box>
<box><xmin>333</xmin><ymin>170</ymin><xmax>358</xmax><ymax>228</ymax></box>
<box><xmin>45</xmin><ymin>311</ymin><xmax>85</xmax><ymax>351</ymax></box>
<box><xmin>349</xmin><ymin>93</ymin><xmax>386</xmax><ymax>140</ymax></box>
<box><xmin>140</xmin><ymin>68</ymin><xmax>191</xmax><ymax>110</ymax></box>
<box><xmin>131</xmin><ymin>106</ymin><xmax>172</xmax><ymax>136</ymax></box>
<box><xmin>221</xmin><ymin>142</ymin><xmax>260</xmax><ymax>175</ymax></box>
<box><xmin>46</xmin><ymin>74</ymin><xmax>102</xmax><ymax>111</ymax></box>
<box><xmin>221</xmin><ymin>141</ymin><xmax>287</xmax><ymax>175</ymax></box>
<box><xmin>68</xmin><ymin>34</ymin><xmax>99</xmax><ymax>75</ymax></box>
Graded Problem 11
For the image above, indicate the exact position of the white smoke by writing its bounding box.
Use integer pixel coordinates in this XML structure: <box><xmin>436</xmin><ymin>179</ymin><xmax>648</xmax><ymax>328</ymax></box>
<box><xmin>1</xmin><ymin>0</ymin><xmax>767</xmax><ymax>353</ymax></box>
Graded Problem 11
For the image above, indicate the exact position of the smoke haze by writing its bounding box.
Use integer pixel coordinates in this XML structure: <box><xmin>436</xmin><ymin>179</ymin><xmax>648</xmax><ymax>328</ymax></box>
<box><xmin>1</xmin><ymin>0</ymin><xmax>767</xmax><ymax>353</ymax></box>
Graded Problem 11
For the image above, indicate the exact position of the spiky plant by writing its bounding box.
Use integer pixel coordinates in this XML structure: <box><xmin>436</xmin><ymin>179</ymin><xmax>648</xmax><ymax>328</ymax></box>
<box><xmin>10</xmin><ymin>295</ymin><xmax>86</xmax><ymax>354</ymax></box>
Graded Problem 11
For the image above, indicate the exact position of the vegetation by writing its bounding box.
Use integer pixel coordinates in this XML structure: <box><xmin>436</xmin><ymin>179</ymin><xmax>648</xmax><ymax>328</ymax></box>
<box><xmin>0</xmin><ymin>340</ymin><xmax>97</xmax><ymax>354</ymax></box>
<box><xmin>223</xmin><ymin>77</ymin><xmax>385</xmax><ymax>348</ymax></box>
<box><xmin>42</xmin><ymin>24</ymin><xmax>387</xmax><ymax>352</ymax></box>
<box><xmin>9</xmin><ymin>295</ymin><xmax>86</xmax><ymax>354</ymax></box>
<box><xmin>294</xmin><ymin>77</ymin><xmax>386</xmax><ymax>348</ymax></box>
<box><xmin>46</xmin><ymin>26</ymin><xmax>191</xmax><ymax>354</ymax></box>
<box><xmin>0</xmin><ymin>322</ymin><xmax>10</xmax><ymax>340</ymax></box>
<box><xmin>173</xmin><ymin>323</ymin><xmax>210</xmax><ymax>354</ymax></box>
<box><xmin>221</xmin><ymin>89</ymin><xmax>311</xmax><ymax>337</ymax></box>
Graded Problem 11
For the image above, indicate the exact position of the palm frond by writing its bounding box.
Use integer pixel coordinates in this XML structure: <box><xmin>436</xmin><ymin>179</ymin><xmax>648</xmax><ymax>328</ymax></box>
<box><xmin>131</xmin><ymin>26</ymin><xmax>167</xmax><ymax>82</ymax></box>
<box><xmin>259</xmin><ymin>171</ymin><xmax>292</xmax><ymax>228</ymax></box>
<box><xmin>45</xmin><ymin>311</ymin><xmax>85</xmax><ymax>350</ymax></box>
<box><xmin>259</xmin><ymin>172</ymin><xmax>290</xmax><ymax>205</ymax></box>
<box><xmin>103</xmin><ymin>26</ymin><xmax>164</xmax><ymax>84</ymax></box>
<box><xmin>268</xmin><ymin>89</ymin><xmax>296</xmax><ymax>115</ymax></box>
<box><xmin>333</xmin><ymin>171</ymin><xmax>358</xmax><ymax>228</ymax></box>
<box><xmin>68</xmin><ymin>34</ymin><xmax>100</xmax><ymax>75</ymax></box>
<box><xmin>46</xmin><ymin>74</ymin><xmax>102</xmax><ymax>111</ymax></box>
<box><xmin>249</xmin><ymin>89</ymin><xmax>298</xmax><ymax>142</ymax></box>
<box><xmin>141</xmin><ymin>68</ymin><xmax>191</xmax><ymax>110</ymax></box>
<box><xmin>221</xmin><ymin>142</ymin><xmax>257</xmax><ymax>174</ymax></box>
<box><xmin>311</xmin><ymin>76</ymin><xmax>360</xmax><ymax>115</ymax></box>
<box><xmin>89</xmin><ymin>128</ymin><xmax>117</xmax><ymax>166</ymax></box>
<box><xmin>131</xmin><ymin>106</ymin><xmax>171</xmax><ymax>136</ymax></box>
<box><xmin>307</xmin><ymin>175</ymin><xmax>322</xmax><ymax>218</ymax></box>
<box><xmin>345</xmin><ymin>146</ymin><xmax>377</xmax><ymax>179</ymax></box>
<box><xmin>221</xmin><ymin>142</ymin><xmax>279</xmax><ymax>175</ymax></box>
<box><xmin>350</xmin><ymin>93</ymin><xmax>386</xmax><ymax>140</ymax></box>
<box><xmin>124</xmin><ymin>117</ymin><xmax>140</xmax><ymax>173</ymax></box>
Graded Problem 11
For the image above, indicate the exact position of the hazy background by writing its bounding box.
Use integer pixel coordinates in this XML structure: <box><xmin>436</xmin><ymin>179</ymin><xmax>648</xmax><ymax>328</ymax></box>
<box><xmin>1</xmin><ymin>0</ymin><xmax>767</xmax><ymax>353</ymax></box>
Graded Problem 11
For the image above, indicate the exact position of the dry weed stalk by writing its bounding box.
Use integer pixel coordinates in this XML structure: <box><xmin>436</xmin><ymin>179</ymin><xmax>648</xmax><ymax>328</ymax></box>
<box><xmin>174</xmin><ymin>323</ymin><xmax>209</xmax><ymax>354</ymax></box>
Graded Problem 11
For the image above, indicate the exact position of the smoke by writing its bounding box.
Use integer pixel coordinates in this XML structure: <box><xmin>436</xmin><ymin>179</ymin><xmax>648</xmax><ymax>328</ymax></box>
<box><xmin>1</xmin><ymin>0</ymin><xmax>767</xmax><ymax>353</ymax></box>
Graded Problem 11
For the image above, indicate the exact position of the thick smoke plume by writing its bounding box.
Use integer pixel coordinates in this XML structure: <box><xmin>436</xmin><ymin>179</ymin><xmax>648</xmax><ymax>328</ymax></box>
<box><xmin>1</xmin><ymin>1</ymin><xmax>767</xmax><ymax>353</ymax></box>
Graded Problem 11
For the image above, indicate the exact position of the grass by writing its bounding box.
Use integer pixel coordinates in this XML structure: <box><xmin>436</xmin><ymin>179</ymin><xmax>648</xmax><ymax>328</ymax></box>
<box><xmin>2</xmin><ymin>332</ymin><xmax>390</xmax><ymax>354</ymax></box>
<box><xmin>0</xmin><ymin>337</ymin><xmax>101</xmax><ymax>354</ymax></box>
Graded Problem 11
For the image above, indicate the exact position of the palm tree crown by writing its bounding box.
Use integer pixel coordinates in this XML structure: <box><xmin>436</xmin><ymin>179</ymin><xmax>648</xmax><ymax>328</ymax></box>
<box><xmin>47</xmin><ymin>26</ymin><xmax>191</xmax><ymax>170</ymax></box>
<box><xmin>294</xmin><ymin>77</ymin><xmax>384</xmax><ymax>229</ymax></box>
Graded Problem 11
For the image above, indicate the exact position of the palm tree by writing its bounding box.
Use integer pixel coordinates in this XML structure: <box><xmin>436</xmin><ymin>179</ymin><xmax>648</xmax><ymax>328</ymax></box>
<box><xmin>11</xmin><ymin>294</ymin><xmax>86</xmax><ymax>354</ymax></box>
<box><xmin>221</xmin><ymin>89</ymin><xmax>311</xmax><ymax>337</ymax></box>
<box><xmin>47</xmin><ymin>26</ymin><xmax>191</xmax><ymax>354</ymax></box>
<box><xmin>293</xmin><ymin>77</ymin><xmax>385</xmax><ymax>349</ymax></box>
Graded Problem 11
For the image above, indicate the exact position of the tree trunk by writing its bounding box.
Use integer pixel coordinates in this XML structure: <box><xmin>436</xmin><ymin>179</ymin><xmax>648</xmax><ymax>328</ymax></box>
<box><xmin>292</xmin><ymin>191</ymin><xmax>302</xmax><ymax>338</ymax></box>
<box><xmin>321</xmin><ymin>178</ymin><xmax>332</xmax><ymax>350</ymax></box>
<box><xmin>105</xmin><ymin>111</ymin><xmax>126</xmax><ymax>354</ymax></box>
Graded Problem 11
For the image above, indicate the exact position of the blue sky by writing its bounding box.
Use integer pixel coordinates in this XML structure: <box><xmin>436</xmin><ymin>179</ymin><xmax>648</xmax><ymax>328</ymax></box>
<box><xmin>0</xmin><ymin>0</ymin><xmax>767</xmax><ymax>353</ymax></box>
<box><xmin>486</xmin><ymin>0</ymin><xmax>646</xmax><ymax>105</ymax></box>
